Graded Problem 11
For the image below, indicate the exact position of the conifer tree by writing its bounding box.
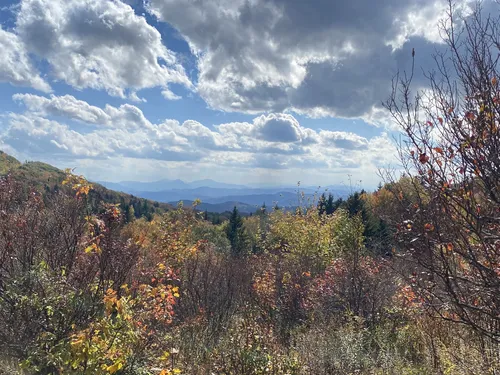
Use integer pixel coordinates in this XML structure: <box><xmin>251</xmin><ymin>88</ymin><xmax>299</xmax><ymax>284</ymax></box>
<box><xmin>325</xmin><ymin>193</ymin><xmax>335</xmax><ymax>215</ymax></box>
<box><xmin>126</xmin><ymin>205</ymin><xmax>135</xmax><ymax>223</ymax></box>
<box><xmin>317</xmin><ymin>193</ymin><xmax>327</xmax><ymax>215</ymax></box>
<box><xmin>225</xmin><ymin>206</ymin><xmax>249</xmax><ymax>256</ymax></box>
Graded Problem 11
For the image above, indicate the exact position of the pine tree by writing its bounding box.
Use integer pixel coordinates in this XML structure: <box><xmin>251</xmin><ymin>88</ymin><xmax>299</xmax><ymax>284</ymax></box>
<box><xmin>132</xmin><ymin>199</ymin><xmax>142</xmax><ymax>217</ymax></box>
<box><xmin>343</xmin><ymin>191</ymin><xmax>390</xmax><ymax>253</ymax></box>
<box><xmin>256</xmin><ymin>202</ymin><xmax>267</xmax><ymax>216</ymax></box>
<box><xmin>318</xmin><ymin>193</ymin><xmax>327</xmax><ymax>215</ymax></box>
<box><xmin>126</xmin><ymin>205</ymin><xmax>135</xmax><ymax>223</ymax></box>
<box><xmin>325</xmin><ymin>193</ymin><xmax>336</xmax><ymax>215</ymax></box>
<box><xmin>142</xmin><ymin>200</ymin><xmax>152</xmax><ymax>220</ymax></box>
<box><xmin>212</xmin><ymin>214</ymin><xmax>221</xmax><ymax>225</ymax></box>
<box><xmin>225</xmin><ymin>206</ymin><xmax>249</xmax><ymax>256</ymax></box>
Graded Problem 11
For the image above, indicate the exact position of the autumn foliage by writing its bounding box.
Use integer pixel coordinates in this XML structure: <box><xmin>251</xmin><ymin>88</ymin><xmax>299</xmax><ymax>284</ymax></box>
<box><xmin>2</xmin><ymin>2</ymin><xmax>500</xmax><ymax>374</ymax></box>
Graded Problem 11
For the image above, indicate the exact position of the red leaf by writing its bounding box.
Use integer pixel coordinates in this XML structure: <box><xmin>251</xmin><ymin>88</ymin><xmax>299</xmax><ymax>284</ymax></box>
<box><xmin>419</xmin><ymin>153</ymin><xmax>429</xmax><ymax>164</ymax></box>
<box><xmin>465</xmin><ymin>112</ymin><xmax>475</xmax><ymax>121</ymax></box>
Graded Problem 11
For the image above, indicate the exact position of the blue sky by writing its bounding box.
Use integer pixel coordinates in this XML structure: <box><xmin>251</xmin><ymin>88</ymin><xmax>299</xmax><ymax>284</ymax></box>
<box><xmin>0</xmin><ymin>0</ymin><xmax>481</xmax><ymax>187</ymax></box>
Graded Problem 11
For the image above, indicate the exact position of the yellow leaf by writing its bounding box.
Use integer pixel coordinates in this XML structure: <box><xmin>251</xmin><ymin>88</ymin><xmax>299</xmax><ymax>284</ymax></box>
<box><xmin>70</xmin><ymin>339</ymin><xmax>83</xmax><ymax>347</ymax></box>
<box><xmin>159</xmin><ymin>351</ymin><xmax>170</xmax><ymax>361</ymax></box>
<box><xmin>106</xmin><ymin>361</ymin><xmax>123</xmax><ymax>374</ymax></box>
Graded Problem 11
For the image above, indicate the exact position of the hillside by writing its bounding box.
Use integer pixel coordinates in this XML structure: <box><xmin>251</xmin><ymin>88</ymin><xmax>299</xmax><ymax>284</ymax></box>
<box><xmin>0</xmin><ymin>151</ymin><xmax>171</xmax><ymax>220</ymax></box>
<box><xmin>0</xmin><ymin>150</ymin><xmax>22</xmax><ymax>174</ymax></box>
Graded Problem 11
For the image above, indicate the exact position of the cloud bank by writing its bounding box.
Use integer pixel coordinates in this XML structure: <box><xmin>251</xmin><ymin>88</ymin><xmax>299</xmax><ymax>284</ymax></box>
<box><xmin>4</xmin><ymin>94</ymin><xmax>397</xmax><ymax>179</ymax></box>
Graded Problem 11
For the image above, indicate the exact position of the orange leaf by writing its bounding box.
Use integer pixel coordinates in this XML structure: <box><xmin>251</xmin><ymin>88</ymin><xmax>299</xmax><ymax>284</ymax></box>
<box><xmin>424</xmin><ymin>223</ymin><xmax>434</xmax><ymax>232</ymax></box>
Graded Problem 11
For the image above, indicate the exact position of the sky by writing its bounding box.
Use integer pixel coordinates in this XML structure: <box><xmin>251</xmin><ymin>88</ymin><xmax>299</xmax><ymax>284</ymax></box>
<box><xmin>0</xmin><ymin>0</ymin><xmax>482</xmax><ymax>188</ymax></box>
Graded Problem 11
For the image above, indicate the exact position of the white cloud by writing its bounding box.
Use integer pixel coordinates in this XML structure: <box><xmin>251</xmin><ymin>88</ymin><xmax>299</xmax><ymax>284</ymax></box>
<box><xmin>253</xmin><ymin>113</ymin><xmax>302</xmax><ymax>143</ymax></box>
<box><xmin>13</xmin><ymin>93</ymin><xmax>153</xmax><ymax>130</ymax></box>
<box><xmin>2</xmin><ymin>94</ymin><xmax>398</xmax><ymax>186</ymax></box>
<box><xmin>319</xmin><ymin>130</ymin><xmax>369</xmax><ymax>150</ymax></box>
<box><xmin>0</xmin><ymin>26</ymin><xmax>51</xmax><ymax>92</ymax></box>
<box><xmin>161</xmin><ymin>89</ymin><xmax>182</xmax><ymax>101</ymax></box>
<box><xmin>14</xmin><ymin>0</ymin><xmax>192</xmax><ymax>99</ymax></box>
<box><xmin>147</xmin><ymin>0</ymin><xmax>475</xmax><ymax>122</ymax></box>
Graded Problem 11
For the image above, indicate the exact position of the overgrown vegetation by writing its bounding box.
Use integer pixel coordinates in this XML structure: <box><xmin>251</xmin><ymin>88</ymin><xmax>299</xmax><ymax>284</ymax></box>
<box><xmin>1</xmin><ymin>2</ymin><xmax>500</xmax><ymax>374</ymax></box>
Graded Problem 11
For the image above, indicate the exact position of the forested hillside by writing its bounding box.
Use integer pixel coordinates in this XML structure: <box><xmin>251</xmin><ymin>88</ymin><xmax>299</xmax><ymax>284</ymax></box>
<box><xmin>0</xmin><ymin>151</ymin><xmax>171</xmax><ymax>221</ymax></box>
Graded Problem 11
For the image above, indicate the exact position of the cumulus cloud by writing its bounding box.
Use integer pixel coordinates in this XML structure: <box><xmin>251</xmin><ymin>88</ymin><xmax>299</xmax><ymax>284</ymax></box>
<box><xmin>0</xmin><ymin>26</ymin><xmax>51</xmax><ymax>92</ymax></box>
<box><xmin>147</xmin><ymin>0</ymin><xmax>475</xmax><ymax>122</ymax></box>
<box><xmin>14</xmin><ymin>0</ymin><xmax>192</xmax><ymax>99</ymax></box>
<box><xmin>253</xmin><ymin>113</ymin><xmax>302</xmax><ymax>143</ymax></box>
<box><xmin>13</xmin><ymin>93</ymin><xmax>153</xmax><ymax>130</ymax></box>
<box><xmin>320</xmin><ymin>130</ymin><xmax>369</xmax><ymax>150</ymax></box>
<box><xmin>1</xmin><ymin>94</ymin><xmax>397</xmax><ymax>175</ymax></box>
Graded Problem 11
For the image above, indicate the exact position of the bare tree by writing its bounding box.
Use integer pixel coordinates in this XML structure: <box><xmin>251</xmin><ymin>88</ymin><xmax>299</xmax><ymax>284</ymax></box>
<box><xmin>385</xmin><ymin>0</ymin><xmax>500</xmax><ymax>343</ymax></box>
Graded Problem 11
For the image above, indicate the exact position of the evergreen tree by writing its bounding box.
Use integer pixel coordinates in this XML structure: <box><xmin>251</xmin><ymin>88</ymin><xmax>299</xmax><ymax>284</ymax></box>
<box><xmin>325</xmin><ymin>193</ymin><xmax>336</xmax><ymax>215</ymax></box>
<box><xmin>204</xmin><ymin>210</ymin><xmax>209</xmax><ymax>221</ymax></box>
<box><xmin>142</xmin><ymin>200</ymin><xmax>152</xmax><ymax>220</ymax></box>
<box><xmin>256</xmin><ymin>202</ymin><xmax>267</xmax><ymax>216</ymax></box>
<box><xmin>132</xmin><ymin>199</ymin><xmax>142</xmax><ymax>217</ymax></box>
<box><xmin>333</xmin><ymin>197</ymin><xmax>344</xmax><ymax>212</ymax></box>
<box><xmin>212</xmin><ymin>214</ymin><xmax>221</xmax><ymax>225</ymax></box>
<box><xmin>317</xmin><ymin>193</ymin><xmax>327</xmax><ymax>215</ymax></box>
<box><xmin>342</xmin><ymin>190</ymin><xmax>392</xmax><ymax>254</ymax></box>
<box><xmin>225</xmin><ymin>206</ymin><xmax>249</xmax><ymax>256</ymax></box>
<box><xmin>126</xmin><ymin>205</ymin><xmax>135</xmax><ymax>223</ymax></box>
<box><xmin>345</xmin><ymin>191</ymin><xmax>365</xmax><ymax>217</ymax></box>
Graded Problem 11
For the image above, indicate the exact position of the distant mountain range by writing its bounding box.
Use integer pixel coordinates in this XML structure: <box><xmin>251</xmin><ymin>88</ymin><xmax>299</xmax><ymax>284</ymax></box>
<box><xmin>0</xmin><ymin>150</ymin><xmax>355</xmax><ymax>215</ymax></box>
<box><xmin>97</xmin><ymin>178</ymin><xmax>353</xmax><ymax>213</ymax></box>
<box><xmin>100</xmin><ymin>179</ymin><xmax>249</xmax><ymax>192</ymax></box>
